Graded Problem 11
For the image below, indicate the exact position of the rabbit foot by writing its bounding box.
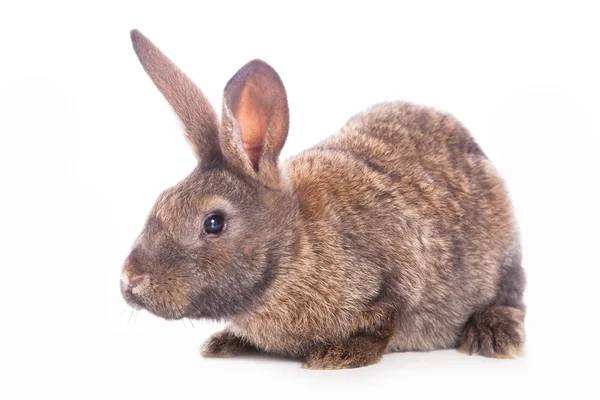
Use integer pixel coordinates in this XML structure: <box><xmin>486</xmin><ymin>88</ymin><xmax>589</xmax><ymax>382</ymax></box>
<box><xmin>303</xmin><ymin>334</ymin><xmax>390</xmax><ymax>370</ymax></box>
<box><xmin>459</xmin><ymin>305</ymin><xmax>525</xmax><ymax>359</ymax></box>
<box><xmin>201</xmin><ymin>330</ymin><xmax>254</xmax><ymax>358</ymax></box>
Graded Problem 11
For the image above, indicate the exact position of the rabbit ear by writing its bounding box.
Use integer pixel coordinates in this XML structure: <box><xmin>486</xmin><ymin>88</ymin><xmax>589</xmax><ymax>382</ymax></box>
<box><xmin>220</xmin><ymin>60</ymin><xmax>289</xmax><ymax>187</ymax></box>
<box><xmin>130</xmin><ymin>30</ymin><xmax>221</xmax><ymax>164</ymax></box>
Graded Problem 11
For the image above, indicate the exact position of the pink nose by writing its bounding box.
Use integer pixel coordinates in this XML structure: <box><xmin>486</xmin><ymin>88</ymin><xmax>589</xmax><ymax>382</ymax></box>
<box><xmin>121</xmin><ymin>271</ymin><xmax>147</xmax><ymax>291</ymax></box>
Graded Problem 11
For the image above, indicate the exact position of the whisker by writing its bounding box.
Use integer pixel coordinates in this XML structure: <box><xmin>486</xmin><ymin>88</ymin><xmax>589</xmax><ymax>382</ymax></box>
<box><xmin>120</xmin><ymin>306</ymin><xmax>127</xmax><ymax>319</ymax></box>
<box><xmin>128</xmin><ymin>309</ymin><xmax>134</xmax><ymax>327</ymax></box>
<box><xmin>188</xmin><ymin>318</ymin><xmax>195</xmax><ymax>328</ymax></box>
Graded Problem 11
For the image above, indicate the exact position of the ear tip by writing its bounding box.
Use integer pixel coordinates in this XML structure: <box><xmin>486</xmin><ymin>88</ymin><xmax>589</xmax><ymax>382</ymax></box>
<box><xmin>130</xmin><ymin>29</ymin><xmax>145</xmax><ymax>45</ymax></box>
<box><xmin>248</xmin><ymin>58</ymin><xmax>269</xmax><ymax>66</ymax></box>
<box><xmin>240</xmin><ymin>59</ymin><xmax>283</xmax><ymax>83</ymax></box>
<box><xmin>246</xmin><ymin>59</ymin><xmax>275</xmax><ymax>71</ymax></box>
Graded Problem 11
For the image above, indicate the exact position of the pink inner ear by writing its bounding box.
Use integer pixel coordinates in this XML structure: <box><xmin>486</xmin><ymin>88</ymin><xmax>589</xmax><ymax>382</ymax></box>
<box><xmin>234</xmin><ymin>77</ymin><xmax>272</xmax><ymax>169</ymax></box>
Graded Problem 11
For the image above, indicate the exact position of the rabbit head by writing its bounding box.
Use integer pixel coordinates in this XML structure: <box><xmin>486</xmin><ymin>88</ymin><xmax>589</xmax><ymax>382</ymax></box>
<box><xmin>120</xmin><ymin>30</ymin><xmax>295</xmax><ymax>320</ymax></box>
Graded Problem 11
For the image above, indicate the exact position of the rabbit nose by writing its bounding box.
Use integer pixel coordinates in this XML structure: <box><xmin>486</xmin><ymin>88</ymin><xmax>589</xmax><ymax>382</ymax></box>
<box><xmin>121</xmin><ymin>271</ymin><xmax>148</xmax><ymax>291</ymax></box>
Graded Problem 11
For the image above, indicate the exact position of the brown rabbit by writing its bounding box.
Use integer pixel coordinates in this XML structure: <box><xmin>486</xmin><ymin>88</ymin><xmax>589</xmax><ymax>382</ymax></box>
<box><xmin>120</xmin><ymin>30</ymin><xmax>526</xmax><ymax>369</ymax></box>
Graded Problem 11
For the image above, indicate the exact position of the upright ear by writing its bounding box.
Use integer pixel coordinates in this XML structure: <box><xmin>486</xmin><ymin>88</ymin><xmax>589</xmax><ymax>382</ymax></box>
<box><xmin>220</xmin><ymin>60</ymin><xmax>289</xmax><ymax>187</ymax></box>
<box><xmin>130</xmin><ymin>30</ymin><xmax>221</xmax><ymax>164</ymax></box>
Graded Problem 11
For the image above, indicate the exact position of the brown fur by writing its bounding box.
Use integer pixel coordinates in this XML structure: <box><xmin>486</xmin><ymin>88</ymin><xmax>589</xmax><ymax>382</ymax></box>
<box><xmin>121</xmin><ymin>30</ymin><xmax>526</xmax><ymax>369</ymax></box>
<box><xmin>201</xmin><ymin>330</ymin><xmax>256</xmax><ymax>358</ymax></box>
<box><xmin>459</xmin><ymin>306</ymin><xmax>525</xmax><ymax>358</ymax></box>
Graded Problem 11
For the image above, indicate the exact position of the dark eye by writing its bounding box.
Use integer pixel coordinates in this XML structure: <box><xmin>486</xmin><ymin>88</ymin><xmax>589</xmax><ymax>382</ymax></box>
<box><xmin>204</xmin><ymin>213</ymin><xmax>225</xmax><ymax>235</ymax></box>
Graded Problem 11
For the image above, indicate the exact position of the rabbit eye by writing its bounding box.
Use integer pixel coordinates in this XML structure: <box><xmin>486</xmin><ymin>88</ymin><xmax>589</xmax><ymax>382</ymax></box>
<box><xmin>204</xmin><ymin>213</ymin><xmax>225</xmax><ymax>235</ymax></box>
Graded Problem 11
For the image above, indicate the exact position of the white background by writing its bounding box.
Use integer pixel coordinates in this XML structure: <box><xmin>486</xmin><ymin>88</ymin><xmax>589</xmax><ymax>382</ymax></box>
<box><xmin>1</xmin><ymin>1</ymin><xmax>598</xmax><ymax>399</ymax></box>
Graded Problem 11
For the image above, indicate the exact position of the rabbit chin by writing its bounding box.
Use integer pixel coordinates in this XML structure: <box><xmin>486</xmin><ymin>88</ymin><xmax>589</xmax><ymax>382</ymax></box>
<box><xmin>120</xmin><ymin>284</ymin><xmax>190</xmax><ymax>321</ymax></box>
<box><xmin>120</xmin><ymin>283</ymin><xmax>244</xmax><ymax>321</ymax></box>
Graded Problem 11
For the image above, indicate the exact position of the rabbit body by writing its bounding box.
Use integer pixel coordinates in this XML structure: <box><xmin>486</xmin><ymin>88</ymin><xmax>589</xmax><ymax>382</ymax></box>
<box><xmin>227</xmin><ymin>102</ymin><xmax>523</xmax><ymax>359</ymax></box>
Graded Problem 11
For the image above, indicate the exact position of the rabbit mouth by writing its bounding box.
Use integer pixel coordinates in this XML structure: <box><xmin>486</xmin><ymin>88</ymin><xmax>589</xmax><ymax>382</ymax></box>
<box><xmin>120</xmin><ymin>280</ymin><xmax>189</xmax><ymax>320</ymax></box>
<box><xmin>120</xmin><ymin>281</ymin><xmax>143</xmax><ymax>311</ymax></box>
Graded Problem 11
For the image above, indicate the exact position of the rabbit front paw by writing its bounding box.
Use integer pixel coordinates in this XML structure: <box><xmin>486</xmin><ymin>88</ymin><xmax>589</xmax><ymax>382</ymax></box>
<box><xmin>201</xmin><ymin>330</ymin><xmax>254</xmax><ymax>358</ymax></box>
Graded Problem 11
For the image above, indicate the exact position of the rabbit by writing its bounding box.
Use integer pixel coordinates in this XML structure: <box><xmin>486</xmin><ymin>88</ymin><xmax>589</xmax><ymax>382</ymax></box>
<box><xmin>120</xmin><ymin>29</ymin><xmax>526</xmax><ymax>370</ymax></box>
